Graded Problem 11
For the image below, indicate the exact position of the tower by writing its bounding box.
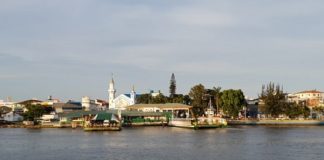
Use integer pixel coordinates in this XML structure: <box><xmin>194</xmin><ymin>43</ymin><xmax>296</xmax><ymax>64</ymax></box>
<box><xmin>108</xmin><ymin>76</ymin><xmax>116</xmax><ymax>108</ymax></box>
<box><xmin>130</xmin><ymin>85</ymin><xmax>136</xmax><ymax>105</ymax></box>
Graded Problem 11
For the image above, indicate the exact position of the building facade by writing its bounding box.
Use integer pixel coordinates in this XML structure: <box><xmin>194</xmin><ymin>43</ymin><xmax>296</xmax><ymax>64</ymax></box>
<box><xmin>108</xmin><ymin>77</ymin><xmax>136</xmax><ymax>110</ymax></box>
<box><xmin>288</xmin><ymin>90</ymin><xmax>324</xmax><ymax>107</ymax></box>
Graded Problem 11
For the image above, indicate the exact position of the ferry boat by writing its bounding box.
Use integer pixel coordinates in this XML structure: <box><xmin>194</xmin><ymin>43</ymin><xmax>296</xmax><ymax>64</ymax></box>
<box><xmin>169</xmin><ymin>98</ymin><xmax>227</xmax><ymax>129</ymax></box>
<box><xmin>169</xmin><ymin>114</ymin><xmax>227</xmax><ymax>129</ymax></box>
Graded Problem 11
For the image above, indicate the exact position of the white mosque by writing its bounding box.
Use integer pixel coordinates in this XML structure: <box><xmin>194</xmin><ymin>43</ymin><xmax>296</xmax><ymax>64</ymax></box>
<box><xmin>108</xmin><ymin>77</ymin><xmax>136</xmax><ymax>110</ymax></box>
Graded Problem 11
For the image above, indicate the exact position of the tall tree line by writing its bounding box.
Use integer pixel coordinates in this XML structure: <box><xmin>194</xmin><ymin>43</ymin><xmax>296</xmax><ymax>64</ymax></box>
<box><xmin>188</xmin><ymin>84</ymin><xmax>246</xmax><ymax>118</ymax></box>
<box><xmin>259</xmin><ymin>82</ymin><xmax>310</xmax><ymax>118</ymax></box>
<box><xmin>137</xmin><ymin>73</ymin><xmax>247</xmax><ymax>118</ymax></box>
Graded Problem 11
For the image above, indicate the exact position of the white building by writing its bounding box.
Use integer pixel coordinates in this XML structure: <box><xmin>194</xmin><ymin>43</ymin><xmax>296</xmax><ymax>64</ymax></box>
<box><xmin>82</xmin><ymin>96</ymin><xmax>97</xmax><ymax>111</ymax></box>
<box><xmin>108</xmin><ymin>77</ymin><xmax>136</xmax><ymax>110</ymax></box>
<box><xmin>288</xmin><ymin>90</ymin><xmax>324</xmax><ymax>107</ymax></box>
<box><xmin>3</xmin><ymin>111</ymin><xmax>23</xmax><ymax>122</ymax></box>
<box><xmin>82</xmin><ymin>97</ymin><xmax>108</xmax><ymax>111</ymax></box>
<box><xmin>0</xmin><ymin>99</ymin><xmax>16</xmax><ymax>110</ymax></box>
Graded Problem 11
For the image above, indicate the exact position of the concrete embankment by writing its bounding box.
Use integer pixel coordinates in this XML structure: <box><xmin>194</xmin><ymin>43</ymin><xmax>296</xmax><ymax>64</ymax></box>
<box><xmin>228</xmin><ymin>120</ymin><xmax>324</xmax><ymax>126</ymax></box>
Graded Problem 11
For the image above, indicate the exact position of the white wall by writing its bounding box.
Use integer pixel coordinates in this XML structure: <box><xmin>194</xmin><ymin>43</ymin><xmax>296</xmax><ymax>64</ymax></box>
<box><xmin>4</xmin><ymin>112</ymin><xmax>23</xmax><ymax>122</ymax></box>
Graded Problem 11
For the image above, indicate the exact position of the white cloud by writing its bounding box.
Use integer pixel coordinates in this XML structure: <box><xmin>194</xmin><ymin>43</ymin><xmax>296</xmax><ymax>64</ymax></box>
<box><xmin>169</xmin><ymin>8</ymin><xmax>236</xmax><ymax>27</ymax></box>
<box><xmin>1</xmin><ymin>0</ymin><xmax>324</xmax><ymax>100</ymax></box>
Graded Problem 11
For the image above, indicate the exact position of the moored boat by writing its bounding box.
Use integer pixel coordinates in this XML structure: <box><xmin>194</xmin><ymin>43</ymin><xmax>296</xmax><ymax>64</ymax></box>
<box><xmin>169</xmin><ymin>116</ymin><xmax>227</xmax><ymax>129</ymax></box>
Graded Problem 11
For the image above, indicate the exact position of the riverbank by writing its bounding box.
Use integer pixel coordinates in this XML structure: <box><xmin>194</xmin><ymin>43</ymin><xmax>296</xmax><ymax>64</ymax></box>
<box><xmin>2</xmin><ymin>120</ymin><xmax>324</xmax><ymax>129</ymax></box>
<box><xmin>228</xmin><ymin>120</ymin><xmax>324</xmax><ymax>125</ymax></box>
<box><xmin>0</xmin><ymin>124</ymin><xmax>65</xmax><ymax>128</ymax></box>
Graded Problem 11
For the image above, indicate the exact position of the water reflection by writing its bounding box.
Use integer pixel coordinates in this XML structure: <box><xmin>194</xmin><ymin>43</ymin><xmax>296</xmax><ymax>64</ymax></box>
<box><xmin>1</xmin><ymin>126</ymin><xmax>324</xmax><ymax>160</ymax></box>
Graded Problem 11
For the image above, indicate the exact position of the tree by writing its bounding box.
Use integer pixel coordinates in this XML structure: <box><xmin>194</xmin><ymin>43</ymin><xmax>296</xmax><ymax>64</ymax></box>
<box><xmin>259</xmin><ymin>82</ymin><xmax>286</xmax><ymax>118</ymax></box>
<box><xmin>169</xmin><ymin>73</ymin><xmax>176</xmax><ymax>98</ymax></box>
<box><xmin>168</xmin><ymin>94</ymin><xmax>184</xmax><ymax>103</ymax></box>
<box><xmin>23</xmin><ymin>104</ymin><xmax>46</xmax><ymax>121</ymax></box>
<box><xmin>313</xmin><ymin>106</ymin><xmax>324</xmax><ymax>118</ymax></box>
<box><xmin>0</xmin><ymin>106</ymin><xmax>12</xmax><ymax>115</ymax></box>
<box><xmin>136</xmin><ymin>93</ymin><xmax>167</xmax><ymax>104</ymax></box>
<box><xmin>136</xmin><ymin>94</ymin><xmax>151</xmax><ymax>104</ymax></box>
<box><xmin>189</xmin><ymin>84</ymin><xmax>207</xmax><ymax>117</ymax></box>
<box><xmin>260</xmin><ymin>82</ymin><xmax>311</xmax><ymax>119</ymax></box>
<box><xmin>183</xmin><ymin>95</ymin><xmax>192</xmax><ymax>105</ymax></box>
<box><xmin>220</xmin><ymin>89</ymin><xmax>246</xmax><ymax>118</ymax></box>
<box><xmin>284</xmin><ymin>102</ymin><xmax>310</xmax><ymax>119</ymax></box>
<box><xmin>151</xmin><ymin>94</ymin><xmax>168</xmax><ymax>104</ymax></box>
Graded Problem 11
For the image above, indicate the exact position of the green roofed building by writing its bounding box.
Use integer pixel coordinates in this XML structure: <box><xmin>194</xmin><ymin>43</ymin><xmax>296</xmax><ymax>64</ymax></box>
<box><xmin>92</xmin><ymin>112</ymin><xmax>114</xmax><ymax>121</ymax></box>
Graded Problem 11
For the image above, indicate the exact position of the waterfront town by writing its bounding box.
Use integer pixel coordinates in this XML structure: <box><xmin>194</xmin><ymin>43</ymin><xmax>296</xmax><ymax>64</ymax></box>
<box><xmin>1</xmin><ymin>73</ymin><xmax>324</xmax><ymax>130</ymax></box>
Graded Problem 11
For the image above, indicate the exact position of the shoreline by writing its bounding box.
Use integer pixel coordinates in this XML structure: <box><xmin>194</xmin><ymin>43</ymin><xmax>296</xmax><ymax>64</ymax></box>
<box><xmin>2</xmin><ymin>120</ymin><xmax>324</xmax><ymax>129</ymax></box>
<box><xmin>228</xmin><ymin>120</ymin><xmax>324</xmax><ymax>126</ymax></box>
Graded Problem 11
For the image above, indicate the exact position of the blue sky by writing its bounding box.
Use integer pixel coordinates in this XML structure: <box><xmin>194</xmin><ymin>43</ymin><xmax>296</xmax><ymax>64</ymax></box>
<box><xmin>1</xmin><ymin>0</ymin><xmax>324</xmax><ymax>101</ymax></box>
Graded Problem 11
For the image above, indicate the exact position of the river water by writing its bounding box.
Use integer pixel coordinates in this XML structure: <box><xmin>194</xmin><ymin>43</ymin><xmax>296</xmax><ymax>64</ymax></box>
<box><xmin>1</xmin><ymin>126</ymin><xmax>324</xmax><ymax>160</ymax></box>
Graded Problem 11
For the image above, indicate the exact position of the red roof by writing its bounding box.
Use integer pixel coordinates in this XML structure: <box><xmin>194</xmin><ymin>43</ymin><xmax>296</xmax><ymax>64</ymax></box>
<box><xmin>296</xmin><ymin>90</ymin><xmax>323</xmax><ymax>94</ymax></box>
<box><xmin>17</xmin><ymin>99</ymin><xmax>43</xmax><ymax>104</ymax></box>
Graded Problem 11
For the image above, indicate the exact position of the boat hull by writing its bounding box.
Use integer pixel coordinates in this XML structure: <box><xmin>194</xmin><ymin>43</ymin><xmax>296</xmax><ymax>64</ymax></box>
<box><xmin>169</xmin><ymin>118</ymin><xmax>227</xmax><ymax>129</ymax></box>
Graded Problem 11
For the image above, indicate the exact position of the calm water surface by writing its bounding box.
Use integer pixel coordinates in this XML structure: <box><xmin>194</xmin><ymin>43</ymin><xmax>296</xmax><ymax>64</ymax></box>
<box><xmin>1</xmin><ymin>126</ymin><xmax>324</xmax><ymax>160</ymax></box>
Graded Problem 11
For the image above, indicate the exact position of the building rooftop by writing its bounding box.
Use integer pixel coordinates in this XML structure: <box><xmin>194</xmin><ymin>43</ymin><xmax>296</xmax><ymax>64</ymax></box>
<box><xmin>296</xmin><ymin>90</ymin><xmax>324</xmax><ymax>94</ymax></box>
<box><xmin>16</xmin><ymin>99</ymin><xmax>43</xmax><ymax>105</ymax></box>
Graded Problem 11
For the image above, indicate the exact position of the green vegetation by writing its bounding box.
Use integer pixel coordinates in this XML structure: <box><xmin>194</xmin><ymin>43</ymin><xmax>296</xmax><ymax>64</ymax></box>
<box><xmin>136</xmin><ymin>78</ymin><xmax>313</xmax><ymax>120</ymax></box>
<box><xmin>188</xmin><ymin>84</ymin><xmax>247</xmax><ymax>118</ymax></box>
<box><xmin>189</xmin><ymin>84</ymin><xmax>208</xmax><ymax>117</ymax></box>
<box><xmin>220</xmin><ymin>89</ymin><xmax>246</xmax><ymax>118</ymax></box>
<box><xmin>0</xmin><ymin>106</ymin><xmax>12</xmax><ymax>115</ymax></box>
<box><xmin>284</xmin><ymin>102</ymin><xmax>310</xmax><ymax>119</ymax></box>
<box><xmin>169</xmin><ymin>73</ymin><xmax>176</xmax><ymax>98</ymax></box>
<box><xmin>136</xmin><ymin>92</ymin><xmax>191</xmax><ymax>105</ymax></box>
<box><xmin>313</xmin><ymin>106</ymin><xmax>324</xmax><ymax>114</ymax></box>
<box><xmin>259</xmin><ymin>82</ymin><xmax>286</xmax><ymax>117</ymax></box>
<box><xmin>259</xmin><ymin>82</ymin><xmax>309</xmax><ymax>118</ymax></box>
<box><xmin>136</xmin><ymin>93</ymin><xmax>168</xmax><ymax>104</ymax></box>
<box><xmin>22</xmin><ymin>104</ymin><xmax>51</xmax><ymax>122</ymax></box>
